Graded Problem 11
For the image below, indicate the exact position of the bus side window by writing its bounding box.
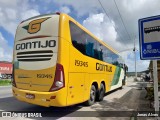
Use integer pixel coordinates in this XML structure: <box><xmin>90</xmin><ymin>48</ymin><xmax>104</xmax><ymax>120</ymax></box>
<box><xmin>86</xmin><ymin>35</ymin><xmax>95</xmax><ymax>57</ymax></box>
<box><xmin>70</xmin><ymin>22</ymin><xmax>86</xmax><ymax>55</ymax></box>
<box><xmin>97</xmin><ymin>44</ymin><xmax>103</xmax><ymax>61</ymax></box>
<box><xmin>86</xmin><ymin>42</ymin><xmax>94</xmax><ymax>57</ymax></box>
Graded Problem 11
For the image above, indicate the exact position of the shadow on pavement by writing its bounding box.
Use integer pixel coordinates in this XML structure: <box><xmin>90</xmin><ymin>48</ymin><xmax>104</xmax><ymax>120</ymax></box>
<box><xmin>0</xmin><ymin>84</ymin><xmax>154</xmax><ymax>120</ymax></box>
<box><xmin>90</xmin><ymin>88</ymin><xmax>154</xmax><ymax>120</ymax></box>
<box><xmin>0</xmin><ymin>97</ymin><xmax>82</xmax><ymax>119</ymax></box>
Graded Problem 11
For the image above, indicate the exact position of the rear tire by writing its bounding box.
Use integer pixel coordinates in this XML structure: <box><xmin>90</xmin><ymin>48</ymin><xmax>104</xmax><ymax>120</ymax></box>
<box><xmin>85</xmin><ymin>85</ymin><xmax>96</xmax><ymax>106</ymax></box>
<box><xmin>98</xmin><ymin>83</ymin><xmax>105</xmax><ymax>101</ymax></box>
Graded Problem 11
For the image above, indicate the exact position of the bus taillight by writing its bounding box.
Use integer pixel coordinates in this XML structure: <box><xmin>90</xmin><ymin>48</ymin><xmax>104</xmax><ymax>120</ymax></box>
<box><xmin>49</xmin><ymin>63</ymin><xmax>65</xmax><ymax>92</ymax></box>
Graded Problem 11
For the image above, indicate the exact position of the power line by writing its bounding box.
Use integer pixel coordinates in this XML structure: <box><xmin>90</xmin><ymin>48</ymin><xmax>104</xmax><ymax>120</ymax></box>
<box><xmin>97</xmin><ymin>0</ymin><xmax>112</xmax><ymax>23</ymax></box>
<box><xmin>97</xmin><ymin>0</ymin><xmax>131</xmax><ymax>50</ymax></box>
<box><xmin>113</xmin><ymin>0</ymin><xmax>132</xmax><ymax>41</ymax></box>
<box><xmin>97</xmin><ymin>0</ymin><xmax>124</xmax><ymax>44</ymax></box>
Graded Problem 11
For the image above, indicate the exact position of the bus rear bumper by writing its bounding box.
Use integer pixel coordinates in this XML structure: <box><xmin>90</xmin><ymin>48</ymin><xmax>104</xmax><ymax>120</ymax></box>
<box><xmin>12</xmin><ymin>86</ymin><xmax>66</xmax><ymax>107</ymax></box>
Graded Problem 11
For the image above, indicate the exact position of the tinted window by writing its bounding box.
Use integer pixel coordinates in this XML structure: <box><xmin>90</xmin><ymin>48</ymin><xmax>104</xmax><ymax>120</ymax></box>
<box><xmin>70</xmin><ymin>21</ymin><xmax>123</xmax><ymax>66</ymax></box>
<box><xmin>86</xmin><ymin>34</ymin><xmax>96</xmax><ymax>58</ymax></box>
<box><xmin>103</xmin><ymin>47</ymin><xmax>112</xmax><ymax>64</ymax></box>
<box><xmin>70</xmin><ymin>22</ymin><xmax>86</xmax><ymax>55</ymax></box>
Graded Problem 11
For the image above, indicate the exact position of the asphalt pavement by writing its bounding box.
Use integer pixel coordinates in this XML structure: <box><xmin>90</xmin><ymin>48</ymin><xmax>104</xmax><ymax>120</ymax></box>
<box><xmin>0</xmin><ymin>85</ymin><xmax>12</xmax><ymax>98</ymax></box>
<box><xmin>0</xmin><ymin>77</ymin><xmax>154</xmax><ymax>120</ymax></box>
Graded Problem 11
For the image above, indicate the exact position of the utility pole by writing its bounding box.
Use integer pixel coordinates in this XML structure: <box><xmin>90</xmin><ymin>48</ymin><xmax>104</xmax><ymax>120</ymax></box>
<box><xmin>133</xmin><ymin>36</ymin><xmax>137</xmax><ymax>81</ymax></box>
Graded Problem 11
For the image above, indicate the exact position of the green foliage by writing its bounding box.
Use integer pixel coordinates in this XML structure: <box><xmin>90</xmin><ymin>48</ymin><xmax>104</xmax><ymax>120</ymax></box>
<box><xmin>0</xmin><ymin>80</ymin><xmax>11</xmax><ymax>86</ymax></box>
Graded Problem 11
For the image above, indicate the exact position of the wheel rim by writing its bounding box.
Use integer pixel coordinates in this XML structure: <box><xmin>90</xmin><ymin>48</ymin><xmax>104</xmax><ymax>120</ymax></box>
<box><xmin>90</xmin><ymin>89</ymin><xmax>95</xmax><ymax>101</ymax></box>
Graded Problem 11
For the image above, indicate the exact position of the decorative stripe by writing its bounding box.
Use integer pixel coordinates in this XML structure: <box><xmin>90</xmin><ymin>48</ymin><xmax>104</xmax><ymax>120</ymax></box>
<box><xmin>17</xmin><ymin>50</ymin><xmax>53</xmax><ymax>55</ymax></box>
<box><xmin>16</xmin><ymin>82</ymin><xmax>29</xmax><ymax>84</ymax></box>
<box><xmin>111</xmin><ymin>67</ymin><xmax>121</xmax><ymax>86</ymax></box>
<box><xmin>17</xmin><ymin>82</ymin><xmax>50</xmax><ymax>86</ymax></box>
<box><xmin>17</xmin><ymin>58</ymin><xmax>51</xmax><ymax>62</ymax></box>
<box><xmin>17</xmin><ymin>54</ymin><xmax>53</xmax><ymax>58</ymax></box>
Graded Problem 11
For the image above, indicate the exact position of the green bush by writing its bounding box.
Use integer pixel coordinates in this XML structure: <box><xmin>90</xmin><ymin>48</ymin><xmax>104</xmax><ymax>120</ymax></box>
<box><xmin>0</xmin><ymin>80</ymin><xmax>11</xmax><ymax>86</ymax></box>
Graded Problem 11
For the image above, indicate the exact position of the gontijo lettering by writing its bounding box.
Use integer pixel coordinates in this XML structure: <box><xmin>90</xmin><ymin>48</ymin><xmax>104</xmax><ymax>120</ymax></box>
<box><xmin>16</xmin><ymin>40</ymin><xmax>56</xmax><ymax>50</ymax></box>
<box><xmin>96</xmin><ymin>63</ymin><xmax>112</xmax><ymax>72</ymax></box>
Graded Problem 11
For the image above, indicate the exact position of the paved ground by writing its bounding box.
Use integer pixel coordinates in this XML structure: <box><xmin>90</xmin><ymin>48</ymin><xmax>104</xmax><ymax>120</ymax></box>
<box><xmin>0</xmin><ymin>77</ymin><xmax>155</xmax><ymax>120</ymax></box>
<box><xmin>0</xmin><ymin>85</ymin><xmax>12</xmax><ymax>98</ymax></box>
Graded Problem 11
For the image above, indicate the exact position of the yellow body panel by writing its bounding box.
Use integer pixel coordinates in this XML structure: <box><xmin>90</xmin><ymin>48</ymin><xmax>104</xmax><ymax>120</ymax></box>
<box><xmin>67</xmin><ymin>73</ymin><xmax>85</xmax><ymax>105</ymax></box>
<box><xmin>12</xmin><ymin>86</ymin><xmax>67</xmax><ymax>107</ymax></box>
<box><xmin>15</xmin><ymin>66</ymin><xmax>56</xmax><ymax>92</ymax></box>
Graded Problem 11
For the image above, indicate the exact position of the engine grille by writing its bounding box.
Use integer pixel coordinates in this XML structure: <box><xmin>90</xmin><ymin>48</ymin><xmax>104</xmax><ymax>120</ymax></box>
<box><xmin>16</xmin><ymin>50</ymin><xmax>53</xmax><ymax>62</ymax></box>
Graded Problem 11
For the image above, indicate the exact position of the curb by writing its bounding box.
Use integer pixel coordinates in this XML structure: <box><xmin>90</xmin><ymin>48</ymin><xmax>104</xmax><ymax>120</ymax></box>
<box><xmin>0</xmin><ymin>85</ymin><xmax>12</xmax><ymax>88</ymax></box>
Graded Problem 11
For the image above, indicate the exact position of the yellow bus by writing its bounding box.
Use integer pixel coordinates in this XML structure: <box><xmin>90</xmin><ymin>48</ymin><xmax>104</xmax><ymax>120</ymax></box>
<box><xmin>12</xmin><ymin>12</ymin><xmax>125</xmax><ymax>107</ymax></box>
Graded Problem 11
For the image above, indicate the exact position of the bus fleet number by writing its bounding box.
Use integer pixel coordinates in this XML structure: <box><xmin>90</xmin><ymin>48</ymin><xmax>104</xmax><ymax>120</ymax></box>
<box><xmin>75</xmin><ymin>60</ymin><xmax>88</xmax><ymax>67</ymax></box>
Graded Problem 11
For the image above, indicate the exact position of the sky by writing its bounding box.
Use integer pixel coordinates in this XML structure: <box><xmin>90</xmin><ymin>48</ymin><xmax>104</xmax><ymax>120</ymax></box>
<box><xmin>1</xmin><ymin>0</ymin><xmax>160</xmax><ymax>72</ymax></box>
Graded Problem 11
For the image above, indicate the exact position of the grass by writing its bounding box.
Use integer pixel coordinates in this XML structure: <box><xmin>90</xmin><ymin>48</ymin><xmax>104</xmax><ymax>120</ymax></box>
<box><xmin>0</xmin><ymin>80</ymin><xmax>11</xmax><ymax>86</ymax></box>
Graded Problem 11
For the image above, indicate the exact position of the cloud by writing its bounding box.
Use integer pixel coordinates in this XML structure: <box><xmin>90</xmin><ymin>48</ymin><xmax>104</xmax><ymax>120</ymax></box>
<box><xmin>0</xmin><ymin>0</ymin><xmax>40</xmax><ymax>36</ymax></box>
<box><xmin>54</xmin><ymin>0</ymin><xmax>100</xmax><ymax>16</ymax></box>
<box><xmin>83</xmin><ymin>13</ymin><xmax>149</xmax><ymax>72</ymax></box>
<box><xmin>0</xmin><ymin>0</ymin><xmax>156</xmax><ymax>71</ymax></box>
<box><xmin>21</xmin><ymin>9</ymin><xmax>40</xmax><ymax>20</ymax></box>
<box><xmin>0</xmin><ymin>0</ymin><xmax>19</xmax><ymax>7</ymax></box>
<box><xmin>53</xmin><ymin>0</ymin><xmax>160</xmax><ymax>48</ymax></box>
<box><xmin>0</xmin><ymin>0</ymin><xmax>40</xmax><ymax>62</ymax></box>
<box><xmin>119</xmin><ymin>51</ymin><xmax>150</xmax><ymax>72</ymax></box>
<box><xmin>59</xmin><ymin>6</ymin><xmax>71</xmax><ymax>14</ymax></box>
<box><xmin>83</xmin><ymin>13</ymin><xmax>132</xmax><ymax>51</ymax></box>
<box><xmin>110</xmin><ymin>0</ymin><xmax>160</xmax><ymax>45</ymax></box>
<box><xmin>0</xmin><ymin>32</ymin><xmax>12</xmax><ymax>62</ymax></box>
<box><xmin>136</xmin><ymin>59</ymin><xmax>150</xmax><ymax>72</ymax></box>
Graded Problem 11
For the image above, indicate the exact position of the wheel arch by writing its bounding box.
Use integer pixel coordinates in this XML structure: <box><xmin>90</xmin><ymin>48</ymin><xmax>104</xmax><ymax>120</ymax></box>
<box><xmin>92</xmin><ymin>81</ymin><xmax>98</xmax><ymax>90</ymax></box>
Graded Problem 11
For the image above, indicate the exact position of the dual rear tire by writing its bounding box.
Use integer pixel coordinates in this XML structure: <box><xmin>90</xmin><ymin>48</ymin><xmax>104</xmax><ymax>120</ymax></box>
<box><xmin>98</xmin><ymin>83</ymin><xmax>105</xmax><ymax>101</ymax></box>
<box><xmin>85</xmin><ymin>85</ymin><xmax>96</xmax><ymax>106</ymax></box>
<box><xmin>85</xmin><ymin>83</ymin><xmax>105</xmax><ymax>106</ymax></box>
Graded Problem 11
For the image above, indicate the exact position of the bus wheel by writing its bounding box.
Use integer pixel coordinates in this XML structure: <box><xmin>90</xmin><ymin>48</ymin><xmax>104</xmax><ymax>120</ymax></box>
<box><xmin>98</xmin><ymin>83</ymin><xmax>105</xmax><ymax>101</ymax></box>
<box><xmin>85</xmin><ymin>85</ymin><xmax>96</xmax><ymax>106</ymax></box>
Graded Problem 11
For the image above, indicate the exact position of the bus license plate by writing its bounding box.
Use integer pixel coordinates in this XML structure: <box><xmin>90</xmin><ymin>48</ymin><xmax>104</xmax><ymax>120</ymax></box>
<box><xmin>26</xmin><ymin>93</ymin><xmax>35</xmax><ymax>99</ymax></box>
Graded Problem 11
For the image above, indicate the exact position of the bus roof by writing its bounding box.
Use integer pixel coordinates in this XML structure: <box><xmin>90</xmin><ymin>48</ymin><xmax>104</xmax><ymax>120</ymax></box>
<box><xmin>21</xmin><ymin>13</ymin><xmax>59</xmax><ymax>23</ymax></box>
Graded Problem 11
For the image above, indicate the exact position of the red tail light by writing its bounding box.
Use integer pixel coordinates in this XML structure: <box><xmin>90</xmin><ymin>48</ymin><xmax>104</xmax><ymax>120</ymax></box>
<box><xmin>49</xmin><ymin>63</ymin><xmax>65</xmax><ymax>92</ymax></box>
<box><xmin>11</xmin><ymin>64</ymin><xmax>17</xmax><ymax>87</ymax></box>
